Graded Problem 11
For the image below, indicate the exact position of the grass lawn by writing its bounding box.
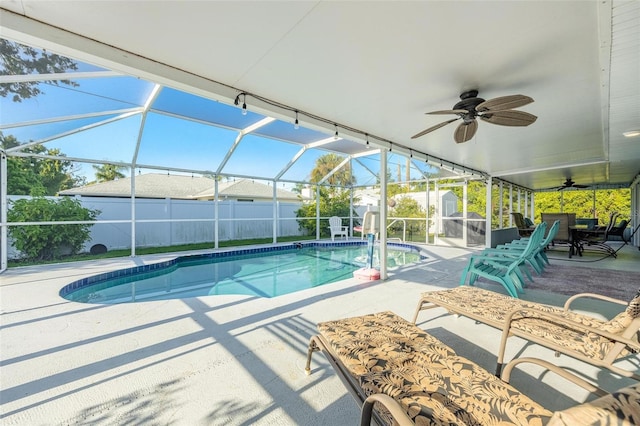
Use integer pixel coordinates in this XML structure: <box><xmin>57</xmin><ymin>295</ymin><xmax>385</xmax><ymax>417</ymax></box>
<box><xmin>8</xmin><ymin>235</ymin><xmax>317</xmax><ymax>268</ymax></box>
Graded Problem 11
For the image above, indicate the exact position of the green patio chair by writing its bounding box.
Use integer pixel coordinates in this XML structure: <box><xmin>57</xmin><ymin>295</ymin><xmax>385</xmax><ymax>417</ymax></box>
<box><xmin>459</xmin><ymin>224</ymin><xmax>545</xmax><ymax>297</ymax></box>
<box><xmin>476</xmin><ymin>221</ymin><xmax>549</xmax><ymax>284</ymax></box>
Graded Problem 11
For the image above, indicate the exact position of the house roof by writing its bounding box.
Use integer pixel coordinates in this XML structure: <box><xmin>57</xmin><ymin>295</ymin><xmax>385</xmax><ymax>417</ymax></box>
<box><xmin>59</xmin><ymin>174</ymin><xmax>302</xmax><ymax>201</ymax></box>
<box><xmin>196</xmin><ymin>179</ymin><xmax>303</xmax><ymax>201</ymax></box>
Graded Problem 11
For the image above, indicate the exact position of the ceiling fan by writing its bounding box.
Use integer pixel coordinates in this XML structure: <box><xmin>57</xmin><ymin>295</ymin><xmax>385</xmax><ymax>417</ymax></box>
<box><xmin>557</xmin><ymin>178</ymin><xmax>590</xmax><ymax>191</ymax></box>
<box><xmin>411</xmin><ymin>90</ymin><xmax>537</xmax><ymax>143</ymax></box>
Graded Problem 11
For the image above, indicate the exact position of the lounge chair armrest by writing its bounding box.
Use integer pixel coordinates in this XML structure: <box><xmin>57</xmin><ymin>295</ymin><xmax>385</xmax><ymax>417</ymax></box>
<box><xmin>501</xmin><ymin>357</ymin><xmax>608</xmax><ymax>397</ymax></box>
<box><xmin>503</xmin><ymin>308</ymin><xmax>639</xmax><ymax>349</ymax></box>
<box><xmin>360</xmin><ymin>393</ymin><xmax>413</xmax><ymax>426</ymax></box>
<box><xmin>473</xmin><ymin>257</ymin><xmax>519</xmax><ymax>270</ymax></box>
<box><xmin>483</xmin><ymin>248</ymin><xmax>524</xmax><ymax>254</ymax></box>
<box><xmin>563</xmin><ymin>292</ymin><xmax>627</xmax><ymax>311</ymax></box>
<box><xmin>469</xmin><ymin>254</ymin><xmax>518</xmax><ymax>263</ymax></box>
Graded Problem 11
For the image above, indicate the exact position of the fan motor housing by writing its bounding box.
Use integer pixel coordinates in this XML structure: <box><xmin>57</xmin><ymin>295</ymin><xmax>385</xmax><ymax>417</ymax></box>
<box><xmin>454</xmin><ymin>90</ymin><xmax>484</xmax><ymax>122</ymax></box>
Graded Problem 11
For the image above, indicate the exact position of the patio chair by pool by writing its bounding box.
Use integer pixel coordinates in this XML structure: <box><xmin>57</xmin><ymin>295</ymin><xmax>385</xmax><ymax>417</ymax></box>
<box><xmin>578</xmin><ymin>212</ymin><xmax>620</xmax><ymax>257</ymax></box>
<box><xmin>413</xmin><ymin>286</ymin><xmax>640</xmax><ymax>387</ymax></box>
<box><xmin>484</xmin><ymin>219</ymin><xmax>560</xmax><ymax>278</ymax></box>
<box><xmin>328</xmin><ymin>216</ymin><xmax>348</xmax><ymax>241</ymax></box>
<box><xmin>459</xmin><ymin>222</ymin><xmax>545</xmax><ymax>297</ymax></box>
<box><xmin>353</xmin><ymin>211</ymin><xmax>379</xmax><ymax>240</ymax></box>
<box><xmin>511</xmin><ymin>212</ymin><xmax>534</xmax><ymax>236</ymax></box>
<box><xmin>305</xmin><ymin>311</ymin><xmax>640</xmax><ymax>425</ymax></box>
<box><xmin>609</xmin><ymin>219</ymin><xmax>629</xmax><ymax>243</ymax></box>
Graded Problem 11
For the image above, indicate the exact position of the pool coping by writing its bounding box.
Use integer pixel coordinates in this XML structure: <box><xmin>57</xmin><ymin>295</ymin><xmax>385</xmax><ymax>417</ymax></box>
<box><xmin>59</xmin><ymin>240</ymin><xmax>428</xmax><ymax>299</ymax></box>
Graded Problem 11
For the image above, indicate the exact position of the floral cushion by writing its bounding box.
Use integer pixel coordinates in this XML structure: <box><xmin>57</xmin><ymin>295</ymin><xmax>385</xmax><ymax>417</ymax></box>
<box><xmin>547</xmin><ymin>382</ymin><xmax>640</xmax><ymax>425</ymax></box>
<box><xmin>317</xmin><ymin>311</ymin><xmax>553</xmax><ymax>425</ymax></box>
<box><xmin>601</xmin><ymin>288</ymin><xmax>640</xmax><ymax>334</ymax></box>
<box><xmin>423</xmin><ymin>287</ymin><xmax>640</xmax><ymax>360</ymax></box>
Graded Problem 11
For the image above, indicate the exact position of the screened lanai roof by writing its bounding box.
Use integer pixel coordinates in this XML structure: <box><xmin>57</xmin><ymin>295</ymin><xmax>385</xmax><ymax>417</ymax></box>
<box><xmin>2</xmin><ymin>2</ymin><xmax>639</xmax><ymax>193</ymax></box>
<box><xmin>1</xmin><ymin>45</ymin><xmax>460</xmax><ymax>189</ymax></box>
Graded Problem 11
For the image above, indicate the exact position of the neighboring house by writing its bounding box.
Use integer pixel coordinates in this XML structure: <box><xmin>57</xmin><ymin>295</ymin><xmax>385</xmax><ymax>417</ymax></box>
<box><xmin>353</xmin><ymin>188</ymin><xmax>458</xmax><ymax>231</ymax></box>
<box><xmin>59</xmin><ymin>173</ymin><xmax>304</xmax><ymax>202</ymax></box>
<box><xmin>354</xmin><ymin>188</ymin><xmax>458</xmax><ymax>216</ymax></box>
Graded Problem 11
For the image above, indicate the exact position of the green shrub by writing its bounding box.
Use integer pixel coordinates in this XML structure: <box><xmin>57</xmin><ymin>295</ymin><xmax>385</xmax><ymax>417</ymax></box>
<box><xmin>8</xmin><ymin>196</ymin><xmax>99</xmax><ymax>260</ymax></box>
<box><xmin>296</xmin><ymin>187</ymin><xmax>352</xmax><ymax>237</ymax></box>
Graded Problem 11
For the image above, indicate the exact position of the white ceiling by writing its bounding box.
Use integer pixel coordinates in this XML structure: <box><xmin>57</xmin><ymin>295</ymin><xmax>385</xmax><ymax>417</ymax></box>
<box><xmin>1</xmin><ymin>0</ymin><xmax>639</xmax><ymax>191</ymax></box>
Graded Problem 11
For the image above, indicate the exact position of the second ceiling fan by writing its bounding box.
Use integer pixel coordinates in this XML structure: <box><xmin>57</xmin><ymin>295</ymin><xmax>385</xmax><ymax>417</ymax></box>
<box><xmin>411</xmin><ymin>90</ymin><xmax>538</xmax><ymax>143</ymax></box>
<box><xmin>556</xmin><ymin>178</ymin><xmax>590</xmax><ymax>191</ymax></box>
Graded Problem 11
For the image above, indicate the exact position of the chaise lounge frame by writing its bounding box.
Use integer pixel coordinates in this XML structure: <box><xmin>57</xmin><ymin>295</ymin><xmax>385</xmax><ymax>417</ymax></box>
<box><xmin>305</xmin><ymin>311</ymin><xmax>640</xmax><ymax>425</ymax></box>
<box><xmin>412</xmin><ymin>286</ymin><xmax>640</xmax><ymax>387</ymax></box>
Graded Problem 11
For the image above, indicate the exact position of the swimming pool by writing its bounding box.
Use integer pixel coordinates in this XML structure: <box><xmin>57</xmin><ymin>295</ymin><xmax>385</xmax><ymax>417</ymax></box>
<box><xmin>60</xmin><ymin>242</ymin><xmax>425</xmax><ymax>304</ymax></box>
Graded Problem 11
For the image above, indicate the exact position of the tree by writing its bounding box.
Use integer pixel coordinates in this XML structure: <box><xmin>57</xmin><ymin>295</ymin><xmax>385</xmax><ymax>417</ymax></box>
<box><xmin>7</xmin><ymin>196</ymin><xmax>99</xmax><ymax>261</ymax></box>
<box><xmin>388</xmin><ymin>196</ymin><xmax>432</xmax><ymax>240</ymax></box>
<box><xmin>310</xmin><ymin>153</ymin><xmax>354</xmax><ymax>187</ymax></box>
<box><xmin>1</xmin><ymin>40</ymin><xmax>85</xmax><ymax>195</ymax></box>
<box><xmin>1</xmin><ymin>132</ymin><xmax>86</xmax><ymax>195</ymax></box>
<box><xmin>296</xmin><ymin>187</ymin><xmax>353</xmax><ymax>237</ymax></box>
<box><xmin>296</xmin><ymin>153</ymin><xmax>358</xmax><ymax>235</ymax></box>
<box><xmin>0</xmin><ymin>39</ymin><xmax>79</xmax><ymax>102</ymax></box>
<box><xmin>93</xmin><ymin>164</ymin><xmax>127</xmax><ymax>182</ymax></box>
<box><xmin>534</xmin><ymin>189</ymin><xmax>630</xmax><ymax>224</ymax></box>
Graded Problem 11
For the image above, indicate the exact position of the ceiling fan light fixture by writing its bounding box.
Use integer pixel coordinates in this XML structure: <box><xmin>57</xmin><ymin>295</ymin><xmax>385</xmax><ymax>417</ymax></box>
<box><xmin>412</xmin><ymin>90</ymin><xmax>536</xmax><ymax>143</ymax></box>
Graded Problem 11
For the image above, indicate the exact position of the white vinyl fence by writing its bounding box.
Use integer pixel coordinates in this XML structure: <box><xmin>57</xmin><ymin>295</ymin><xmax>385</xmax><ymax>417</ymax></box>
<box><xmin>7</xmin><ymin>196</ymin><xmax>306</xmax><ymax>259</ymax></box>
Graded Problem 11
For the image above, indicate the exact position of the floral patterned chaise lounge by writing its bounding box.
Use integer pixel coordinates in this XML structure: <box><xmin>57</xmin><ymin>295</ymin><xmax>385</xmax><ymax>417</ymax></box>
<box><xmin>305</xmin><ymin>311</ymin><xmax>640</xmax><ymax>425</ymax></box>
<box><xmin>412</xmin><ymin>286</ymin><xmax>640</xmax><ymax>387</ymax></box>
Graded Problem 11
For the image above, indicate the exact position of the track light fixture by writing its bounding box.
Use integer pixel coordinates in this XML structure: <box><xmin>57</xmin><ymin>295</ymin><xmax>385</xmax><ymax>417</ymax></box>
<box><xmin>232</xmin><ymin>91</ymin><xmax>483</xmax><ymax>178</ymax></box>
<box><xmin>234</xmin><ymin>92</ymin><xmax>248</xmax><ymax>115</ymax></box>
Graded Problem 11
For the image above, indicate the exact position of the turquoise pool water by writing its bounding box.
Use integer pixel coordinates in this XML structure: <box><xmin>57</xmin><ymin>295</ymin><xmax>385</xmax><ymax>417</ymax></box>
<box><xmin>61</xmin><ymin>243</ymin><xmax>423</xmax><ymax>304</ymax></box>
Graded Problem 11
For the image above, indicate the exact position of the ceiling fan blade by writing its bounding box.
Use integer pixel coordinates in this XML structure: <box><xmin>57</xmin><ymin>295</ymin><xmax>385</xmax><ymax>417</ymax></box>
<box><xmin>476</xmin><ymin>94</ymin><xmax>534</xmax><ymax>112</ymax></box>
<box><xmin>426</xmin><ymin>109</ymin><xmax>468</xmax><ymax>115</ymax></box>
<box><xmin>454</xmin><ymin>120</ymin><xmax>477</xmax><ymax>143</ymax></box>
<box><xmin>411</xmin><ymin>118</ymin><xmax>459</xmax><ymax>139</ymax></box>
<box><xmin>479</xmin><ymin>110</ymin><xmax>537</xmax><ymax>126</ymax></box>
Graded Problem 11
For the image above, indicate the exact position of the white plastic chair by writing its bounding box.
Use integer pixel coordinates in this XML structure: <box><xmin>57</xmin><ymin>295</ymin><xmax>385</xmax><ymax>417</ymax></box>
<box><xmin>328</xmin><ymin>216</ymin><xmax>348</xmax><ymax>241</ymax></box>
<box><xmin>354</xmin><ymin>211</ymin><xmax>379</xmax><ymax>240</ymax></box>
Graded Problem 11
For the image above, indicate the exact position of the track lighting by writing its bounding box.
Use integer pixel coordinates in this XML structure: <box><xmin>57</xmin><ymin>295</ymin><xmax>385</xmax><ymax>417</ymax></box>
<box><xmin>227</xmin><ymin>91</ymin><xmax>488</xmax><ymax>179</ymax></box>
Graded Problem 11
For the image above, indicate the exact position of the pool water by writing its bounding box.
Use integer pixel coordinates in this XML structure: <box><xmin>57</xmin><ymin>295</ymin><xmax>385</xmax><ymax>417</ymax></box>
<box><xmin>62</xmin><ymin>244</ymin><xmax>423</xmax><ymax>304</ymax></box>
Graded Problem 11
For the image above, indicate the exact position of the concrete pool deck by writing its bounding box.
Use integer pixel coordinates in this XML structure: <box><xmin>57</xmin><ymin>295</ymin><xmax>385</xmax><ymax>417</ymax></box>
<box><xmin>1</xmin><ymin>242</ymin><xmax>639</xmax><ymax>425</ymax></box>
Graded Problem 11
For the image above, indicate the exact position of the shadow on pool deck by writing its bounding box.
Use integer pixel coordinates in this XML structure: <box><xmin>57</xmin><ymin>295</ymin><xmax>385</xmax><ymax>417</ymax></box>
<box><xmin>1</xmin><ymin>243</ymin><xmax>639</xmax><ymax>425</ymax></box>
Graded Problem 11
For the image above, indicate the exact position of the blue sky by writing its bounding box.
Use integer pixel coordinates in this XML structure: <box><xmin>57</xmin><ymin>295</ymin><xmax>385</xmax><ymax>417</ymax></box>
<box><xmin>2</xmin><ymin>46</ymin><xmax>432</xmax><ymax>187</ymax></box>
